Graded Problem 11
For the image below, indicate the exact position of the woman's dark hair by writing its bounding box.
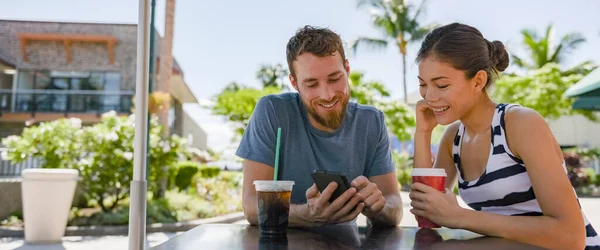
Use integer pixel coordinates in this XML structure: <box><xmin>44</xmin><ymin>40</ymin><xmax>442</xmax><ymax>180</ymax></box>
<box><xmin>416</xmin><ymin>23</ymin><xmax>509</xmax><ymax>89</ymax></box>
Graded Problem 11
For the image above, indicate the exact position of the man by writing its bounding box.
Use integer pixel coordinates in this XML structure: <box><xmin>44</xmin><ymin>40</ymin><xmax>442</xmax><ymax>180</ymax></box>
<box><xmin>237</xmin><ymin>25</ymin><xmax>403</xmax><ymax>227</ymax></box>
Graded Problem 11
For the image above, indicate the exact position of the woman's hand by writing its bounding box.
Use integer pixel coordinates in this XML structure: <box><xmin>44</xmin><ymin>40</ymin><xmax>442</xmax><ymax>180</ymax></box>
<box><xmin>409</xmin><ymin>182</ymin><xmax>465</xmax><ymax>228</ymax></box>
<box><xmin>415</xmin><ymin>100</ymin><xmax>438</xmax><ymax>133</ymax></box>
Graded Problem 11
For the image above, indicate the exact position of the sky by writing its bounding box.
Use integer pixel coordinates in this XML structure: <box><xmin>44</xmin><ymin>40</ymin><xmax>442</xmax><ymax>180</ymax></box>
<box><xmin>2</xmin><ymin>0</ymin><xmax>600</xmax><ymax>152</ymax></box>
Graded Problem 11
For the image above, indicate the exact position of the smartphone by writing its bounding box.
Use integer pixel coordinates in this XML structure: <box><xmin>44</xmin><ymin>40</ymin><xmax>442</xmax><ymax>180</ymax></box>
<box><xmin>311</xmin><ymin>170</ymin><xmax>352</xmax><ymax>203</ymax></box>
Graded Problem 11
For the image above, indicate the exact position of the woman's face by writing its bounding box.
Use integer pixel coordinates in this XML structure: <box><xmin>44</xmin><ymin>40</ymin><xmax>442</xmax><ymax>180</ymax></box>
<box><xmin>417</xmin><ymin>55</ymin><xmax>487</xmax><ymax>125</ymax></box>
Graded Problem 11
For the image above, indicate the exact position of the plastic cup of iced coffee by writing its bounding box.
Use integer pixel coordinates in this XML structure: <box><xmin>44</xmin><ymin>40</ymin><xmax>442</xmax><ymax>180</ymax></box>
<box><xmin>253</xmin><ymin>180</ymin><xmax>295</xmax><ymax>237</ymax></box>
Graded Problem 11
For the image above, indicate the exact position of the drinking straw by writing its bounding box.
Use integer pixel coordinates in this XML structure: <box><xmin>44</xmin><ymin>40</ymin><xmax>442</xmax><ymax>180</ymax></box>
<box><xmin>273</xmin><ymin>127</ymin><xmax>282</xmax><ymax>180</ymax></box>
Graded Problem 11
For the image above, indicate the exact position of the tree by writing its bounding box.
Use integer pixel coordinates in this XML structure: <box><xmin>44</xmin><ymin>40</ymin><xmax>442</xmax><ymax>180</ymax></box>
<box><xmin>212</xmin><ymin>86</ymin><xmax>282</xmax><ymax>137</ymax></box>
<box><xmin>493</xmin><ymin>63</ymin><xmax>597</xmax><ymax>121</ymax></box>
<box><xmin>350</xmin><ymin>0</ymin><xmax>436</xmax><ymax>103</ymax></box>
<box><xmin>256</xmin><ymin>63</ymin><xmax>290</xmax><ymax>90</ymax></box>
<box><xmin>349</xmin><ymin>72</ymin><xmax>415</xmax><ymax>141</ymax></box>
<box><xmin>512</xmin><ymin>24</ymin><xmax>588</xmax><ymax>71</ymax></box>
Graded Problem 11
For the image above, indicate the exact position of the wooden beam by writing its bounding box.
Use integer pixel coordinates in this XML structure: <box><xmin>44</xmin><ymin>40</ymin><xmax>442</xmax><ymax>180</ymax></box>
<box><xmin>107</xmin><ymin>40</ymin><xmax>115</xmax><ymax>65</ymax></box>
<box><xmin>17</xmin><ymin>33</ymin><xmax>118</xmax><ymax>64</ymax></box>
<box><xmin>63</xmin><ymin>40</ymin><xmax>72</xmax><ymax>64</ymax></box>
<box><xmin>20</xmin><ymin>38</ymin><xmax>29</xmax><ymax>62</ymax></box>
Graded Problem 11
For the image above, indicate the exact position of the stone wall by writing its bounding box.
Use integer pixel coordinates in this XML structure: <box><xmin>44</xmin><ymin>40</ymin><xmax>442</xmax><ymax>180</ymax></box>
<box><xmin>0</xmin><ymin>179</ymin><xmax>21</xmax><ymax>219</ymax></box>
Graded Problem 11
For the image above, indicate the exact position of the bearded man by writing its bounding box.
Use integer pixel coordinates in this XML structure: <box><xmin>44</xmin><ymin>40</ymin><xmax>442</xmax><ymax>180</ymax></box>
<box><xmin>237</xmin><ymin>25</ymin><xmax>403</xmax><ymax>227</ymax></box>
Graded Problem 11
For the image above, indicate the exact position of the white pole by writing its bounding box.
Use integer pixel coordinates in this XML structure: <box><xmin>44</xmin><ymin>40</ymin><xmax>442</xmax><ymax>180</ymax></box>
<box><xmin>128</xmin><ymin>0</ymin><xmax>151</xmax><ymax>249</ymax></box>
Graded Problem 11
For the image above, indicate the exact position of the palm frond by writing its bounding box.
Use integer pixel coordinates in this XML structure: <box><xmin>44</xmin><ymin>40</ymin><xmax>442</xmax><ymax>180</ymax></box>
<box><xmin>349</xmin><ymin>37</ymin><xmax>389</xmax><ymax>54</ymax></box>
<box><xmin>563</xmin><ymin>60</ymin><xmax>597</xmax><ymax>76</ymax></box>
<box><xmin>357</xmin><ymin>0</ymin><xmax>383</xmax><ymax>9</ymax></box>
<box><xmin>511</xmin><ymin>55</ymin><xmax>533</xmax><ymax>69</ymax></box>
<box><xmin>372</xmin><ymin>12</ymin><xmax>397</xmax><ymax>36</ymax></box>
<box><xmin>409</xmin><ymin>23</ymin><xmax>436</xmax><ymax>42</ymax></box>
<box><xmin>560</xmin><ymin>32</ymin><xmax>586</xmax><ymax>50</ymax></box>
<box><xmin>409</xmin><ymin>0</ymin><xmax>427</xmax><ymax>25</ymax></box>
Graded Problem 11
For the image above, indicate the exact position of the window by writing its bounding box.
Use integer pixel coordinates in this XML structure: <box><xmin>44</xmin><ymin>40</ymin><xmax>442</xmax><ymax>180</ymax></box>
<box><xmin>17</xmin><ymin>71</ymin><xmax>34</xmax><ymax>90</ymax></box>
<box><xmin>14</xmin><ymin>70</ymin><xmax>124</xmax><ymax>113</ymax></box>
<box><xmin>16</xmin><ymin>70</ymin><xmax>121</xmax><ymax>91</ymax></box>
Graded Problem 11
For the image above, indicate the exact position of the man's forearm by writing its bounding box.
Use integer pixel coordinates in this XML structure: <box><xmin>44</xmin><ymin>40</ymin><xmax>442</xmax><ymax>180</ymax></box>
<box><xmin>366</xmin><ymin>194</ymin><xmax>403</xmax><ymax>227</ymax></box>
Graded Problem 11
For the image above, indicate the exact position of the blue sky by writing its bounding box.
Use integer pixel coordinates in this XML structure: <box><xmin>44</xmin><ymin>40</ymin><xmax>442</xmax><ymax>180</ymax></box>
<box><xmin>2</xmin><ymin>0</ymin><xmax>600</xmax><ymax>152</ymax></box>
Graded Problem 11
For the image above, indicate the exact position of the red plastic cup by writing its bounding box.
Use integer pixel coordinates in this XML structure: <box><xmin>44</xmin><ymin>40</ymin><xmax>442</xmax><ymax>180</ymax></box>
<box><xmin>411</xmin><ymin>168</ymin><xmax>447</xmax><ymax>228</ymax></box>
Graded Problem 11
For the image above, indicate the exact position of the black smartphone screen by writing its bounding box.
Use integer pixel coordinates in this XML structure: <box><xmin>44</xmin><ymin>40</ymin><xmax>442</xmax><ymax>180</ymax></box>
<box><xmin>311</xmin><ymin>170</ymin><xmax>351</xmax><ymax>203</ymax></box>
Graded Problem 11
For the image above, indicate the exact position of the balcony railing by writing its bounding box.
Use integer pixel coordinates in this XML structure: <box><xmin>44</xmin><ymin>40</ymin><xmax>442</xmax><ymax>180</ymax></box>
<box><xmin>0</xmin><ymin>90</ymin><xmax>134</xmax><ymax>116</ymax></box>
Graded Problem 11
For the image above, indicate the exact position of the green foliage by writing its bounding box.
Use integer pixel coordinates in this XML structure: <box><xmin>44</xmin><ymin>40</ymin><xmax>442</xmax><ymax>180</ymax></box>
<box><xmin>194</xmin><ymin>172</ymin><xmax>243</xmax><ymax>215</ymax></box>
<box><xmin>3</xmin><ymin>112</ymin><xmax>191</xmax><ymax>212</ymax></box>
<box><xmin>146</xmin><ymin>198</ymin><xmax>178</xmax><ymax>224</ymax></box>
<box><xmin>171</xmin><ymin>161</ymin><xmax>203</xmax><ymax>191</ymax></box>
<box><xmin>511</xmin><ymin>24</ymin><xmax>587</xmax><ymax>70</ymax></box>
<box><xmin>212</xmin><ymin>86</ymin><xmax>282</xmax><ymax>137</ymax></box>
<box><xmin>199</xmin><ymin>165</ymin><xmax>221</xmax><ymax>179</ymax></box>
<box><xmin>67</xmin><ymin>171</ymin><xmax>244</xmax><ymax>226</ymax></box>
<box><xmin>175</xmin><ymin>165</ymin><xmax>199</xmax><ymax>191</ymax></box>
<box><xmin>68</xmin><ymin>198</ymin><xmax>178</xmax><ymax>226</ymax></box>
<box><xmin>2</xmin><ymin>118</ymin><xmax>83</xmax><ymax>169</ymax></box>
<box><xmin>393</xmin><ymin>151</ymin><xmax>412</xmax><ymax>189</ymax></box>
<box><xmin>256</xmin><ymin>63</ymin><xmax>290</xmax><ymax>90</ymax></box>
<box><xmin>350</xmin><ymin>71</ymin><xmax>416</xmax><ymax>140</ymax></box>
<box><xmin>493</xmin><ymin>63</ymin><xmax>597</xmax><ymax>121</ymax></box>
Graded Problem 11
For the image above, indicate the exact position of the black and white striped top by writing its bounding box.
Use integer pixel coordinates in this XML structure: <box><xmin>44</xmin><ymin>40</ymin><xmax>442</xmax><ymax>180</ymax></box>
<box><xmin>452</xmin><ymin>103</ymin><xmax>600</xmax><ymax>249</ymax></box>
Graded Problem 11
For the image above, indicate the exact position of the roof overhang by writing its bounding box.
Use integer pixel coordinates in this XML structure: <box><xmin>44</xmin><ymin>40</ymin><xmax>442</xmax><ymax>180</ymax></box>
<box><xmin>564</xmin><ymin>67</ymin><xmax>600</xmax><ymax>98</ymax></box>
<box><xmin>171</xmin><ymin>74</ymin><xmax>198</xmax><ymax>104</ymax></box>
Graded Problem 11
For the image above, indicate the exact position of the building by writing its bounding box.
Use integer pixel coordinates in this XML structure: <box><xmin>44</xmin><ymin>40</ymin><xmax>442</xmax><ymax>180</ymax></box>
<box><xmin>0</xmin><ymin>19</ymin><xmax>207</xmax><ymax>150</ymax></box>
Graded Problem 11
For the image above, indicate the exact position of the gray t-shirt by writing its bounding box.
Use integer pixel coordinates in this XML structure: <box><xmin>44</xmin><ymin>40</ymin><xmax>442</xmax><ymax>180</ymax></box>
<box><xmin>236</xmin><ymin>92</ymin><xmax>395</xmax><ymax>204</ymax></box>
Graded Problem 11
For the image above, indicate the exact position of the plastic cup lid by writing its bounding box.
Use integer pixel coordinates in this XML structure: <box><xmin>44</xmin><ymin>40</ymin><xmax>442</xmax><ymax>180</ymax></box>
<box><xmin>411</xmin><ymin>168</ymin><xmax>447</xmax><ymax>177</ymax></box>
<box><xmin>253</xmin><ymin>180</ymin><xmax>295</xmax><ymax>191</ymax></box>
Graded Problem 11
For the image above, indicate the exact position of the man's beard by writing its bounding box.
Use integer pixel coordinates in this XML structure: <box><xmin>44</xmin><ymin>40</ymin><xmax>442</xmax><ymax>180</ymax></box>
<box><xmin>302</xmin><ymin>93</ymin><xmax>349</xmax><ymax>131</ymax></box>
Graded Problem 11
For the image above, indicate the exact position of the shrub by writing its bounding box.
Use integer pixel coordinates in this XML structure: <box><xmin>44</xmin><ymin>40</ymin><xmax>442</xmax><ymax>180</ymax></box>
<box><xmin>3</xmin><ymin>112</ymin><xmax>191</xmax><ymax>212</ymax></box>
<box><xmin>199</xmin><ymin>165</ymin><xmax>221</xmax><ymax>179</ymax></box>
<box><xmin>174</xmin><ymin>161</ymin><xmax>200</xmax><ymax>191</ymax></box>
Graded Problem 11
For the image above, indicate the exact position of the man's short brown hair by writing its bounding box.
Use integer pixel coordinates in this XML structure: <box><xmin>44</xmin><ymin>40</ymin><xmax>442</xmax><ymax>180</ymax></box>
<box><xmin>286</xmin><ymin>25</ymin><xmax>347</xmax><ymax>77</ymax></box>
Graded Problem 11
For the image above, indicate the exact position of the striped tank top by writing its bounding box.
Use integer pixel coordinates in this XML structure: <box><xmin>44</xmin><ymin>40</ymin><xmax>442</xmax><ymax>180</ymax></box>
<box><xmin>452</xmin><ymin>103</ymin><xmax>600</xmax><ymax>249</ymax></box>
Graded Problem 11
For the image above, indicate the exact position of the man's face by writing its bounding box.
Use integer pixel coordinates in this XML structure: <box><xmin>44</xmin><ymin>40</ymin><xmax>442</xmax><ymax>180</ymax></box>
<box><xmin>289</xmin><ymin>52</ymin><xmax>351</xmax><ymax>131</ymax></box>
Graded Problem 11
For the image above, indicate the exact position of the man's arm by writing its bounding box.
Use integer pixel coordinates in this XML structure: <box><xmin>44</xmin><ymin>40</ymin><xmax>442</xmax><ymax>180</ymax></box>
<box><xmin>364</xmin><ymin>173</ymin><xmax>403</xmax><ymax>227</ymax></box>
<box><xmin>356</xmin><ymin>110</ymin><xmax>402</xmax><ymax>227</ymax></box>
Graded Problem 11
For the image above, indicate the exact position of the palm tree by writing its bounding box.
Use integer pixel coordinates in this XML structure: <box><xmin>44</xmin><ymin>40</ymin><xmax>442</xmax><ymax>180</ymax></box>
<box><xmin>256</xmin><ymin>63</ymin><xmax>290</xmax><ymax>90</ymax></box>
<box><xmin>351</xmin><ymin>0</ymin><xmax>436</xmax><ymax>103</ymax></box>
<box><xmin>512</xmin><ymin>24</ymin><xmax>587</xmax><ymax>71</ymax></box>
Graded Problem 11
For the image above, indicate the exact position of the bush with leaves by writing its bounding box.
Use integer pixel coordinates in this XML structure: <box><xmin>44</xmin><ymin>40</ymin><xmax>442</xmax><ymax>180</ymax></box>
<box><xmin>2</xmin><ymin>118</ymin><xmax>83</xmax><ymax>169</ymax></box>
<box><xmin>3</xmin><ymin>112</ymin><xmax>191</xmax><ymax>212</ymax></box>
<box><xmin>493</xmin><ymin>63</ymin><xmax>597</xmax><ymax>121</ymax></box>
<box><xmin>171</xmin><ymin>161</ymin><xmax>200</xmax><ymax>191</ymax></box>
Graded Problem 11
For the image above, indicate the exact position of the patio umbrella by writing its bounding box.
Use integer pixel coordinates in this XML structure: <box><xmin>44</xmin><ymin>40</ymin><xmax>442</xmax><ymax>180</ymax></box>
<box><xmin>128</xmin><ymin>0</ymin><xmax>151</xmax><ymax>249</ymax></box>
<box><xmin>564</xmin><ymin>67</ymin><xmax>600</xmax><ymax>111</ymax></box>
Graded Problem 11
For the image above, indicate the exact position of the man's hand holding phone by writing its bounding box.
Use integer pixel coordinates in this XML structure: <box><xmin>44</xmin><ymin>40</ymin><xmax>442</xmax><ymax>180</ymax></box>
<box><xmin>301</xmin><ymin>182</ymin><xmax>364</xmax><ymax>225</ymax></box>
<box><xmin>351</xmin><ymin>176</ymin><xmax>386</xmax><ymax>218</ymax></box>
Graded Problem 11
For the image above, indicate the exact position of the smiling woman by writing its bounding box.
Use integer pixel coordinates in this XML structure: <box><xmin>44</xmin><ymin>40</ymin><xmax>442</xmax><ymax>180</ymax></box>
<box><xmin>411</xmin><ymin>22</ymin><xmax>600</xmax><ymax>250</ymax></box>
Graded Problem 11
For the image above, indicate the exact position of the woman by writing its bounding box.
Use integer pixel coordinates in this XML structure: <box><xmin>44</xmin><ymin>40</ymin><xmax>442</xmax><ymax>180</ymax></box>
<box><xmin>409</xmin><ymin>22</ymin><xmax>600</xmax><ymax>250</ymax></box>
